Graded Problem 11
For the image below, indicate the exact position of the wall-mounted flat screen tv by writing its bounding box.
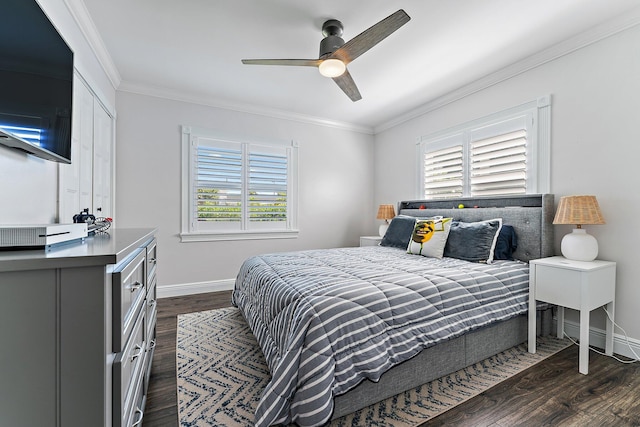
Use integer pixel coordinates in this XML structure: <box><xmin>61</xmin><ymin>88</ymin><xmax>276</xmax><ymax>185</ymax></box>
<box><xmin>0</xmin><ymin>0</ymin><xmax>74</xmax><ymax>163</ymax></box>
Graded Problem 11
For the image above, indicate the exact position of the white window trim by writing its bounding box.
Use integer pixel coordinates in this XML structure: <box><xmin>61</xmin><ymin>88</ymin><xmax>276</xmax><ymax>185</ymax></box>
<box><xmin>416</xmin><ymin>95</ymin><xmax>551</xmax><ymax>198</ymax></box>
<box><xmin>180</xmin><ymin>126</ymin><xmax>299</xmax><ymax>242</ymax></box>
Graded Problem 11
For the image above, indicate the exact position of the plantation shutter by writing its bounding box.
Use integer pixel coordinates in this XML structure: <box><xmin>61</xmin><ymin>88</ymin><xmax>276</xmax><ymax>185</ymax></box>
<box><xmin>247</xmin><ymin>145</ymin><xmax>289</xmax><ymax>230</ymax></box>
<box><xmin>194</xmin><ymin>139</ymin><xmax>243</xmax><ymax>230</ymax></box>
<box><xmin>423</xmin><ymin>145</ymin><xmax>464</xmax><ymax>199</ymax></box>
<box><xmin>470</xmin><ymin>128</ymin><xmax>527</xmax><ymax>197</ymax></box>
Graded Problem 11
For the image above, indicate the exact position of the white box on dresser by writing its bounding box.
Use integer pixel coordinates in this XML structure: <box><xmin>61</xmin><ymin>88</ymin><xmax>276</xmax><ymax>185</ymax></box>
<box><xmin>0</xmin><ymin>228</ymin><xmax>158</xmax><ymax>427</ymax></box>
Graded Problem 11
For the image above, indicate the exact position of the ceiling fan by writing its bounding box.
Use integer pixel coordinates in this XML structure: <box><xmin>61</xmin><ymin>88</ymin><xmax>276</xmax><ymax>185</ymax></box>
<box><xmin>241</xmin><ymin>9</ymin><xmax>411</xmax><ymax>102</ymax></box>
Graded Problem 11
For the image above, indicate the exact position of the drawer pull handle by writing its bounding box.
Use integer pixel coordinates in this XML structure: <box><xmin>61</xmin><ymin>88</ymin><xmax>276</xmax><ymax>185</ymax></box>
<box><xmin>129</xmin><ymin>281</ymin><xmax>143</xmax><ymax>293</ymax></box>
<box><xmin>131</xmin><ymin>344</ymin><xmax>144</xmax><ymax>362</ymax></box>
<box><xmin>149</xmin><ymin>257</ymin><xmax>157</xmax><ymax>264</ymax></box>
<box><xmin>148</xmin><ymin>299</ymin><xmax>157</xmax><ymax>308</ymax></box>
<box><xmin>148</xmin><ymin>339</ymin><xmax>157</xmax><ymax>351</ymax></box>
<box><xmin>131</xmin><ymin>407</ymin><xmax>144</xmax><ymax>426</ymax></box>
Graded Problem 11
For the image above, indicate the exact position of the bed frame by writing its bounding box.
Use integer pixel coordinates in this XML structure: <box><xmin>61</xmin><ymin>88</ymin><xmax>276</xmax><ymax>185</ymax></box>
<box><xmin>332</xmin><ymin>194</ymin><xmax>555</xmax><ymax>419</ymax></box>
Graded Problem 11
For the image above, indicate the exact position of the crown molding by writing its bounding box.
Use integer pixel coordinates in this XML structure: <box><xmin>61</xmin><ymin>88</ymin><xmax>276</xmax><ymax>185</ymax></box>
<box><xmin>117</xmin><ymin>81</ymin><xmax>374</xmax><ymax>135</ymax></box>
<box><xmin>374</xmin><ymin>6</ymin><xmax>640</xmax><ymax>134</ymax></box>
<box><xmin>63</xmin><ymin>0</ymin><xmax>121</xmax><ymax>90</ymax></box>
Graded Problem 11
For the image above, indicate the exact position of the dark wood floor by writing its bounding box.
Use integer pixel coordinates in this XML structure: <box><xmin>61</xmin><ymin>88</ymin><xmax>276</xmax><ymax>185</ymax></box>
<box><xmin>144</xmin><ymin>291</ymin><xmax>640</xmax><ymax>427</ymax></box>
<box><xmin>144</xmin><ymin>291</ymin><xmax>235</xmax><ymax>427</ymax></box>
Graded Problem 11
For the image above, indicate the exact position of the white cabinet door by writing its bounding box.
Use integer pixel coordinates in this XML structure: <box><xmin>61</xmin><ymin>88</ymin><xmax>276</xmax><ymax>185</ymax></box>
<box><xmin>93</xmin><ymin>100</ymin><xmax>113</xmax><ymax>219</ymax></box>
<box><xmin>79</xmin><ymin>84</ymin><xmax>95</xmax><ymax>216</ymax></box>
<box><xmin>58</xmin><ymin>74</ymin><xmax>113</xmax><ymax>223</ymax></box>
<box><xmin>59</xmin><ymin>75</ymin><xmax>94</xmax><ymax>223</ymax></box>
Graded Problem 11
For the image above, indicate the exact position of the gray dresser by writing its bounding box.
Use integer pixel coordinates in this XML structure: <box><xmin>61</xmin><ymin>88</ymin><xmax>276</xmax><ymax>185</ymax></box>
<box><xmin>0</xmin><ymin>228</ymin><xmax>158</xmax><ymax>427</ymax></box>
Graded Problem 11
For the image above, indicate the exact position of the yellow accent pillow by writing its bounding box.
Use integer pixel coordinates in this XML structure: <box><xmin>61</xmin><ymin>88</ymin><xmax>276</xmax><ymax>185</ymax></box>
<box><xmin>407</xmin><ymin>217</ymin><xmax>453</xmax><ymax>258</ymax></box>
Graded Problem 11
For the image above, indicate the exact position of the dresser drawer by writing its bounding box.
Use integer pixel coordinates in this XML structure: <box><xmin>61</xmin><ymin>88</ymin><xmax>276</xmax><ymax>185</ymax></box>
<box><xmin>113</xmin><ymin>248</ymin><xmax>147</xmax><ymax>351</ymax></box>
<box><xmin>146</xmin><ymin>237</ymin><xmax>158</xmax><ymax>284</ymax></box>
<box><xmin>145</xmin><ymin>275</ymin><xmax>157</xmax><ymax>360</ymax></box>
<box><xmin>123</xmin><ymin>366</ymin><xmax>146</xmax><ymax>427</ymax></box>
<box><xmin>114</xmin><ymin>307</ymin><xmax>146</xmax><ymax>427</ymax></box>
<box><xmin>144</xmin><ymin>325</ymin><xmax>156</xmax><ymax>392</ymax></box>
<box><xmin>146</xmin><ymin>274</ymin><xmax>157</xmax><ymax>322</ymax></box>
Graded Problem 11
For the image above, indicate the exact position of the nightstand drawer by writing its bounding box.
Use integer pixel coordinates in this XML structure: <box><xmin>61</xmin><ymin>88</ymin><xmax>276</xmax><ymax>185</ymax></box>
<box><xmin>535</xmin><ymin>265</ymin><xmax>582</xmax><ymax>309</ymax></box>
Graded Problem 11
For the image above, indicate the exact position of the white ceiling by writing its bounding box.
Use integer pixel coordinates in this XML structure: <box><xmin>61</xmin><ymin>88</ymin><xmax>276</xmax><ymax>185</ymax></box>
<box><xmin>78</xmin><ymin>0</ymin><xmax>640</xmax><ymax>132</ymax></box>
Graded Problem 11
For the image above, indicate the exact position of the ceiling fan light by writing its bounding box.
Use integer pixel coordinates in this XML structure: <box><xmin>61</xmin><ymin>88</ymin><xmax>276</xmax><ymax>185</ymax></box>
<box><xmin>318</xmin><ymin>59</ymin><xmax>346</xmax><ymax>78</ymax></box>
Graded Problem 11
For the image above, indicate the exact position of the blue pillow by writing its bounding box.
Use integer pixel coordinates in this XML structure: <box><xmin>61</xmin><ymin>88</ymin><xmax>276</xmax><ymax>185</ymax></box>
<box><xmin>494</xmin><ymin>225</ymin><xmax>518</xmax><ymax>260</ymax></box>
<box><xmin>380</xmin><ymin>216</ymin><xmax>416</xmax><ymax>249</ymax></box>
<box><xmin>443</xmin><ymin>219</ymin><xmax>502</xmax><ymax>263</ymax></box>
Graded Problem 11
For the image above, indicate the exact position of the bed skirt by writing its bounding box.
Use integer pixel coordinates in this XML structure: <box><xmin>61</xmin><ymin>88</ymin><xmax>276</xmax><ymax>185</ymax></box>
<box><xmin>332</xmin><ymin>307</ymin><xmax>554</xmax><ymax>419</ymax></box>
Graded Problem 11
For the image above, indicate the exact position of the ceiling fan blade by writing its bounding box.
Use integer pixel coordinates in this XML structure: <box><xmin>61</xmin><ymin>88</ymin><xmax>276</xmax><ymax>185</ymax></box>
<box><xmin>331</xmin><ymin>9</ymin><xmax>410</xmax><ymax>64</ymax></box>
<box><xmin>332</xmin><ymin>69</ymin><xmax>362</xmax><ymax>102</ymax></box>
<box><xmin>242</xmin><ymin>59</ymin><xmax>321</xmax><ymax>67</ymax></box>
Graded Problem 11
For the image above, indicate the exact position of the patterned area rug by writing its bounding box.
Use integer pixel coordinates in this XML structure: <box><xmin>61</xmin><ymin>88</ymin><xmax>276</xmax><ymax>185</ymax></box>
<box><xmin>177</xmin><ymin>307</ymin><xmax>569</xmax><ymax>427</ymax></box>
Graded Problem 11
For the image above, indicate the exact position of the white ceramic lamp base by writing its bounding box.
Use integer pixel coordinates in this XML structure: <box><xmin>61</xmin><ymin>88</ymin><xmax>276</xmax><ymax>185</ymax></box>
<box><xmin>561</xmin><ymin>228</ymin><xmax>598</xmax><ymax>261</ymax></box>
<box><xmin>379</xmin><ymin>222</ymin><xmax>389</xmax><ymax>237</ymax></box>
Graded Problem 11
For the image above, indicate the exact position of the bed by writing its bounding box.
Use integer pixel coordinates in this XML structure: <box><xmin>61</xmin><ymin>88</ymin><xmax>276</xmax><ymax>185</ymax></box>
<box><xmin>232</xmin><ymin>194</ymin><xmax>555</xmax><ymax>427</ymax></box>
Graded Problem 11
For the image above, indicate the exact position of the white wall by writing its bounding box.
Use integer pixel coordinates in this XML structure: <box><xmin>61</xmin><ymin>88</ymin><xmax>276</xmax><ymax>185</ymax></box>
<box><xmin>114</xmin><ymin>91</ymin><xmax>375</xmax><ymax>292</ymax></box>
<box><xmin>374</xmin><ymin>25</ymin><xmax>640</xmax><ymax>343</ymax></box>
<box><xmin>0</xmin><ymin>0</ymin><xmax>115</xmax><ymax>225</ymax></box>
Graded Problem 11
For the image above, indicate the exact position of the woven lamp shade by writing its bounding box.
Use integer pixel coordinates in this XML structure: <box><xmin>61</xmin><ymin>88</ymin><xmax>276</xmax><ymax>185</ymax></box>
<box><xmin>554</xmin><ymin>195</ymin><xmax>604</xmax><ymax>261</ymax></box>
<box><xmin>376</xmin><ymin>204</ymin><xmax>396</xmax><ymax>221</ymax></box>
<box><xmin>553</xmin><ymin>195</ymin><xmax>605</xmax><ymax>226</ymax></box>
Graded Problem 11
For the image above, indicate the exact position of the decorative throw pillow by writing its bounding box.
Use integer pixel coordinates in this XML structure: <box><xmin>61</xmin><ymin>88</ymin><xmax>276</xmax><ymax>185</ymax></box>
<box><xmin>407</xmin><ymin>217</ymin><xmax>453</xmax><ymax>258</ymax></box>
<box><xmin>494</xmin><ymin>225</ymin><xmax>518</xmax><ymax>260</ymax></box>
<box><xmin>443</xmin><ymin>218</ymin><xmax>503</xmax><ymax>263</ymax></box>
<box><xmin>380</xmin><ymin>215</ymin><xmax>417</xmax><ymax>249</ymax></box>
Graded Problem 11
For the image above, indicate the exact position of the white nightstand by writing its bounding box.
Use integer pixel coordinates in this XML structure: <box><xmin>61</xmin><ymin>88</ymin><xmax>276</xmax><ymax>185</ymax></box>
<box><xmin>528</xmin><ymin>256</ymin><xmax>616</xmax><ymax>374</ymax></box>
<box><xmin>360</xmin><ymin>236</ymin><xmax>382</xmax><ymax>247</ymax></box>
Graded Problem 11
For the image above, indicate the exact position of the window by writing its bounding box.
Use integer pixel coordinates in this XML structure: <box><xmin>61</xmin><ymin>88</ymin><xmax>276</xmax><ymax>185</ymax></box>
<box><xmin>418</xmin><ymin>96</ymin><xmax>550</xmax><ymax>199</ymax></box>
<box><xmin>181</xmin><ymin>126</ymin><xmax>298</xmax><ymax>241</ymax></box>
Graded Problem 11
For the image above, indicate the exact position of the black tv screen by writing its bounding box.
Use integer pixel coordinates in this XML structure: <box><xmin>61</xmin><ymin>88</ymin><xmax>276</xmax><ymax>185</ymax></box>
<box><xmin>0</xmin><ymin>0</ymin><xmax>74</xmax><ymax>163</ymax></box>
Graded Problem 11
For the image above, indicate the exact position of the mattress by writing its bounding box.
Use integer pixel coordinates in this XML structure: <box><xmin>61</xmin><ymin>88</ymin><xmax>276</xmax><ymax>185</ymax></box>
<box><xmin>232</xmin><ymin>245</ymin><xmax>531</xmax><ymax>427</ymax></box>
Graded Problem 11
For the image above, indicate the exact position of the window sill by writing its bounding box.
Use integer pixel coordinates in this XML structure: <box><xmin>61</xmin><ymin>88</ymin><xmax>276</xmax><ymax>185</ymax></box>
<box><xmin>180</xmin><ymin>229</ymin><xmax>299</xmax><ymax>242</ymax></box>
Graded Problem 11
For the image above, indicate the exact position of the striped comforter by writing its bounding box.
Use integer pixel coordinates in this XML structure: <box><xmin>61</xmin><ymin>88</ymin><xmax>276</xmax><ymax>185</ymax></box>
<box><xmin>231</xmin><ymin>246</ymin><xmax>530</xmax><ymax>427</ymax></box>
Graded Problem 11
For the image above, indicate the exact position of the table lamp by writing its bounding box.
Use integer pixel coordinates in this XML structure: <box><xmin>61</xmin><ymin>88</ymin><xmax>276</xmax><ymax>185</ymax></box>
<box><xmin>376</xmin><ymin>204</ymin><xmax>396</xmax><ymax>237</ymax></box>
<box><xmin>552</xmin><ymin>195</ymin><xmax>605</xmax><ymax>261</ymax></box>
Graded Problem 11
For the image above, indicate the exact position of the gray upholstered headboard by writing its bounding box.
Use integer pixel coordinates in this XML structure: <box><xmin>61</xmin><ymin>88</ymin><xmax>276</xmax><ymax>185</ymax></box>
<box><xmin>398</xmin><ymin>194</ymin><xmax>554</xmax><ymax>262</ymax></box>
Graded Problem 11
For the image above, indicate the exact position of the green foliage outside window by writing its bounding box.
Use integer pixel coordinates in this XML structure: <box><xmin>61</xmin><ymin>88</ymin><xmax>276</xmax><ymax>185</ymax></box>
<box><xmin>196</xmin><ymin>188</ymin><xmax>286</xmax><ymax>222</ymax></box>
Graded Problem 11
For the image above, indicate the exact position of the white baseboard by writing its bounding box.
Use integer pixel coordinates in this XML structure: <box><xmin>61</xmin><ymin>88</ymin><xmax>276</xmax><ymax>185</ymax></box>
<box><xmin>563</xmin><ymin>319</ymin><xmax>640</xmax><ymax>361</ymax></box>
<box><xmin>157</xmin><ymin>279</ymin><xmax>235</xmax><ymax>299</ymax></box>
